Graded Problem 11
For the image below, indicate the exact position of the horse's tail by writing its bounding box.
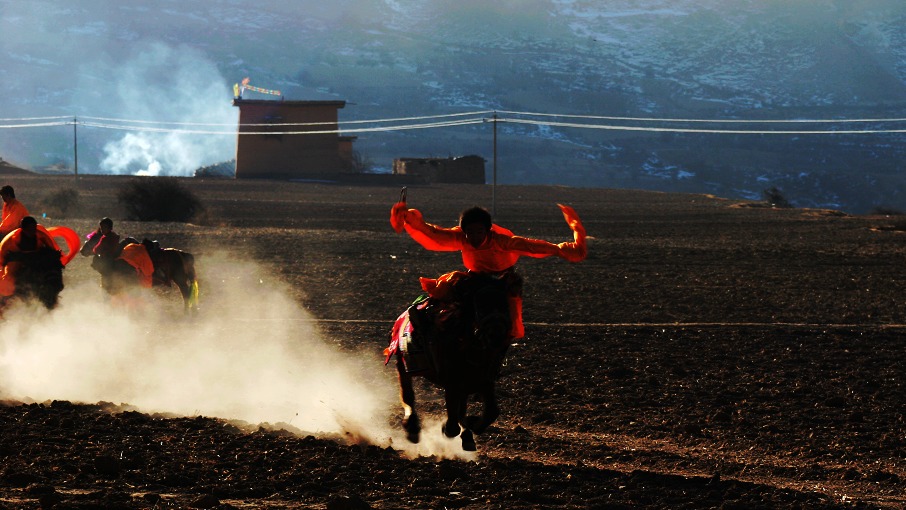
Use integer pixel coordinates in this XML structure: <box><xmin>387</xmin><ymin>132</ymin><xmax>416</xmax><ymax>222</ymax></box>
<box><xmin>183</xmin><ymin>252</ymin><xmax>198</xmax><ymax>308</ymax></box>
<box><xmin>188</xmin><ymin>279</ymin><xmax>199</xmax><ymax>309</ymax></box>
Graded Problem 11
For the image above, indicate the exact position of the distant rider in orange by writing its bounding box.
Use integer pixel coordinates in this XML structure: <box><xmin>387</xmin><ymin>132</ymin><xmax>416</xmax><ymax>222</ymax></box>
<box><xmin>390</xmin><ymin>189</ymin><xmax>587</xmax><ymax>339</ymax></box>
<box><xmin>0</xmin><ymin>185</ymin><xmax>30</xmax><ymax>239</ymax></box>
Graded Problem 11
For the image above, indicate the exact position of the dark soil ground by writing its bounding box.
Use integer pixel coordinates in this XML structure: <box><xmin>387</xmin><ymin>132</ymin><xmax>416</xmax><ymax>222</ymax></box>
<box><xmin>0</xmin><ymin>173</ymin><xmax>904</xmax><ymax>508</ymax></box>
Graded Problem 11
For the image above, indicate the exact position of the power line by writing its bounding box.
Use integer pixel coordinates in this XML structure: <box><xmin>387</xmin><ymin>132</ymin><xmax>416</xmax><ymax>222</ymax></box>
<box><xmin>498</xmin><ymin>109</ymin><xmax>906</xmax><ymax>124</ymax></box>
<box><xmin>76</xmin><ymin>117</ymin><xmax>487</xmax><ymax>135</ymax></box>
<box><xmin>0</xmin><ymin>115</ymin><xmax>71</xmax><ymax>122</ymax></box>
<box><xmin>2</xmin><ymin>110</ymin><xmax>906</xmax><ymax>135</ymax></box>
<box><xmin>6</xmin><ymin>110</ymin><xmax>906</xmax><ymax>125</ymax></box>
<box><xmin>80</xmin><ymin>110</ymin><xmax>496</xmax><ymax>127</ymax></box>
<box><xmin>0</xmin><ymin>121</ymin><xmax>70</xmax><ymax>129</ymax></box>
<box><xmin>499</xmin><ymin>117</ymin><xmax>906</xmax><ymax>135</ymax></box>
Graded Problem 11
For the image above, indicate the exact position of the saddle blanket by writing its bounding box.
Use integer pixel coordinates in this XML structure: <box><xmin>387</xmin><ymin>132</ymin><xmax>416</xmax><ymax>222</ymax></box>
<box><xmin>383</xmin><ymin>307</ymin><xmax>412</xmax><ymax>365</ymax></box>
<box><xmin>383</xmin><ymin>298</ymin><xmax>432</xmax><ymax>373</ymax></box>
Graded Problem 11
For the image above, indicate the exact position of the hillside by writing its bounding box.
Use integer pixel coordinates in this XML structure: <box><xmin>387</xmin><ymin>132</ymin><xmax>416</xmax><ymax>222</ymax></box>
<box><xmin>0</xmin><ymin>159</ymin><xmax>31</xmax><ymax>175</ymax></box>
<box><xmin>1</xmin><ymin>1</ymin><xmax>905</xmax><ymax>212</ymax></box>
<box><xmin>0</xmin><ymin>175</ymin><xmax>903</xmax><ymax>507</ymax></box>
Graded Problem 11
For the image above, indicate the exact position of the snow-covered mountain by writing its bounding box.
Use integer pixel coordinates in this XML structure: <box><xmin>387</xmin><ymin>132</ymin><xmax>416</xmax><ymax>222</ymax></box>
<box><xmin>1</xmin><ymin>0</ymin><xmax>905</xmax><ymax>212</ymax></box>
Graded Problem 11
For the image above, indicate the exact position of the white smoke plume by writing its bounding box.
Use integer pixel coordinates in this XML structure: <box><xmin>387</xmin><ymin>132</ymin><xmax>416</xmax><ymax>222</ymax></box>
<box><xmin>0</xmin><ymin>251</ymin><xmax>473</xmax><ymax>459</ymax></box>
<box><xmin>96</xmin><ymin>42</ymin><xmax>236</xmax><ymax>176</ymax></box>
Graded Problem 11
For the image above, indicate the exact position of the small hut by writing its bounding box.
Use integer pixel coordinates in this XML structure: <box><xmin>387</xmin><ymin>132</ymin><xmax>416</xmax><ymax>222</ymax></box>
<box><xmin>392</xmin><ymin>155</ymin><xmax>485</xmax><ymax>184</ymax></box>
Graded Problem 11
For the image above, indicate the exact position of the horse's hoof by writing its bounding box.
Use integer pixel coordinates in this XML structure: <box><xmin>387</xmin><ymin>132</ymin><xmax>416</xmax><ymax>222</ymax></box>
<box><xmin>442</xmin><ymin>422</ymin><xmax>460</xmax><ymax>439</ymax></box>
<box><xmin>403</xmin><ymin>416</ymin><xmax>421</xmax><ymax>443</ymax></box>
<box><xmin>460</xmin><ymin>430</ymin><xmax>477</xmax><ymax>452</ymax></box>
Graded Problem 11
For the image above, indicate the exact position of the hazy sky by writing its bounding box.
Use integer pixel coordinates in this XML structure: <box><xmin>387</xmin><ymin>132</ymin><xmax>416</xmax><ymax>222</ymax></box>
<box><xmin>1</xmin><ymin>0</ymin><xmax>903</xmax><ymax>178</ymax></box>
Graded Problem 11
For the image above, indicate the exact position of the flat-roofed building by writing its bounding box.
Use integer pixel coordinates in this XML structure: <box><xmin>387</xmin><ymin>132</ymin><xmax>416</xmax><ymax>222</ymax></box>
<box><xmin>233</xmin><ymin>99</ymin><xmax>354</xmax><ymax>179</ymax></box>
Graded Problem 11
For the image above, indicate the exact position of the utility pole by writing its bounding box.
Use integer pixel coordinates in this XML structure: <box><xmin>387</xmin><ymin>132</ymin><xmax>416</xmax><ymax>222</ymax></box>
<box><xmin>492</xmin><ymin>111</ymin><xmax>497</xmax><ymax>216</ymax></box>
<box><xmin>72</xmin><ymin>117</ymin><xmax>78</xmax><ymax>182</ymax></box>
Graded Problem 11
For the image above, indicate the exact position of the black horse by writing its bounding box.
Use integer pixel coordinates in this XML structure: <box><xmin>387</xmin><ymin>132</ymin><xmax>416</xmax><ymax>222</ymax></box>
<box><xmin>386</xmin><ymin>273</ymin><xmax>511</xmax><ymax>451</ymax></box>
<box><xmin>5</xmin><ymin>247</ymin><xmax>65</xmax><ymax>310</ymax></box>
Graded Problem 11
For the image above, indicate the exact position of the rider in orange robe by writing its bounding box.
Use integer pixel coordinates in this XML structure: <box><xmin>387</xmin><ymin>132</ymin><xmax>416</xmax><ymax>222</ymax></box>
<box><xmin>0</xmin><ymin>218</ymin><xmax>61</xmax><ymax>296</ymax></box>
<box><xmin>391</xmin><ymin>198</ymin><xmax>586</xmax><ymax>339</ymax></box>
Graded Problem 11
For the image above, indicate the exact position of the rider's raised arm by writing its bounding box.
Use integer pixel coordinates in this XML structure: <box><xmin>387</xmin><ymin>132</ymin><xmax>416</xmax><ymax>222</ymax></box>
<box><xmin>493</xmin><ymin>234</ymin><xmax>586</xmax><ymax>263</ymax></box>
<box><xmin>497</xmin><ymin>235</ymin><xmax>562</xmax><ymax>259</ymax></box>
<box><xmin>395</xmin><ymin>207</ymin><xmax>462</xmax><ymax>252</ymax></box>
<box><xmin>555</xmin><ymin>204</ymin><xmax>587</xmax><ymax>262</ymax></box>
<box><xmin>405</xmin><ymin>213</ymin><xmax>462</xmax><ymax>252</ymax></box>
<box><xmin>496</xmin><ymin>204</ymin><xmax>587</xmax><ymax>262</ymax></box>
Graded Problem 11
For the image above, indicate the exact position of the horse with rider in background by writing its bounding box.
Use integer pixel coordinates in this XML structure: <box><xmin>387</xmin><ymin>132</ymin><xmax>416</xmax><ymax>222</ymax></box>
<box><xmin>82</xmin><ymin>221</ymin><xmax>198</xmax><ymax>314</ymax></box>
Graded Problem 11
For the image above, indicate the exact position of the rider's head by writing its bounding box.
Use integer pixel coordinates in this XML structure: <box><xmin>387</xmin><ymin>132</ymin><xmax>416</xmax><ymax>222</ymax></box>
<box><xmin>0</xmin><ymin>186</ymin><xmax>14</xmax><ymax>203</ymax></box>
<box><xmin>99</xmin><ymin>217</ymin><xmax>114</xmax><ymax>234</ymax></box>
<box><xmin>19</xmin><ymin>216</ymin><xmax>37</xmax><ymax>240</ymax></box>
<box><xmin>459</xmin><ymin>206</ymin><xmax>492</xmax><ymax>248</ymax></box>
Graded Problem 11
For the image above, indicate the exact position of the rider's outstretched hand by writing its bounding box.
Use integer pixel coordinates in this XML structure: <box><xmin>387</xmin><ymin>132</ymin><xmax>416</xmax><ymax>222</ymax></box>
<box><xmin>391</xmin><ymin>187</ymin><xmax>409</xmax><ymax>233</ymax></box>
<box><xmin>390</xmin><ymin>202</ymin><xmax>409</xmax><ymax>233</ymax></box>
<box><xmin>556</xmin><ymin>204</ymin><xmax>587</xmax><ymax>262</ymax></box>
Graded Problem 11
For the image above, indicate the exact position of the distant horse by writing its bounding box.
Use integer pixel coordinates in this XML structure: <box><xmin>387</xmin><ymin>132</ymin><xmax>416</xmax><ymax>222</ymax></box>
<box><xmin>145</xmin><ymin>241</ymin><xmax>199</xmax><ymax>313</ymax></box>
<box><xmin>385</xmin><ymin>274</ymin><xmax>511</xmax><ymax>451</ymax></box>
<box><xmin>94</xmin><ymin>238</ymin><xmax>199</xmax><ymax>313</ymax></box>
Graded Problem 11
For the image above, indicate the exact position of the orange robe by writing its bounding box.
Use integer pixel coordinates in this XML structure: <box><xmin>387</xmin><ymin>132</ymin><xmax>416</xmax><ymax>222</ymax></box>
<box><xmin>118</xmin><ymin>243</ymin><xmax>154</xmax><ymax>288</ymax></box>
<box><xmin>0</xmin><ymin>198</ymin><xmax>29</xmax><ymax>239</ymax></box>
<box><xmin>0</xmin><ymin>225</ymin><xmax>61</xmax><ymax>296</ymax></box>
<box><xmin>391</xmin><ymin>203</ymin><xmax>587</xmax><ymax>338</ymax></box>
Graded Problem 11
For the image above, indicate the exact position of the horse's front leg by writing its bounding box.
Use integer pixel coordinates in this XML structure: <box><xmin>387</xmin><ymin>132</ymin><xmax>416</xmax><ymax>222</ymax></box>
<box><xmin>397</xmin><ymin>358</ymin><xmax>420</xmax><ymax>443</ymax></box>
<box><xmin>442</xmin><ymin>387</ymin><xmax>464</xmax><ymax>439</ymax></box>
<box><xmin>464</xmin><ymin>382</ymin><xmax>499</xmax><ymax>435</ymax></box>
<box><xmin>444</xmin><ymin>392</ymin><xmax>478</xmax><ymax>452</ymax></box>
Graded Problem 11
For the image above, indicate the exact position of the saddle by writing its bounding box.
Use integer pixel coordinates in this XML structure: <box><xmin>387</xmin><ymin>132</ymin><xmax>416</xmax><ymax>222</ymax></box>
<box><xmin>385</xmin><ymin>273</ymin><xmax>512</xmax><ymax>375</ymax></box>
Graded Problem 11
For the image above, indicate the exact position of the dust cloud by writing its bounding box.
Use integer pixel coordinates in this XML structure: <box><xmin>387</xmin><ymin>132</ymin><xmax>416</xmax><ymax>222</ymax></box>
<box><xmin>0</xmin><ymin>251</ymin><xmax>472</xmax><ymax>459</ymax></box>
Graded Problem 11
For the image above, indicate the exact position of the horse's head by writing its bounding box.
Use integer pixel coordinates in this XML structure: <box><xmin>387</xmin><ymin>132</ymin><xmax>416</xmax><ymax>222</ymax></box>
<box><xmin>141</xmin><ymin>238</ymin><xmax>161</xmax><ymax>254</ymax></box>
